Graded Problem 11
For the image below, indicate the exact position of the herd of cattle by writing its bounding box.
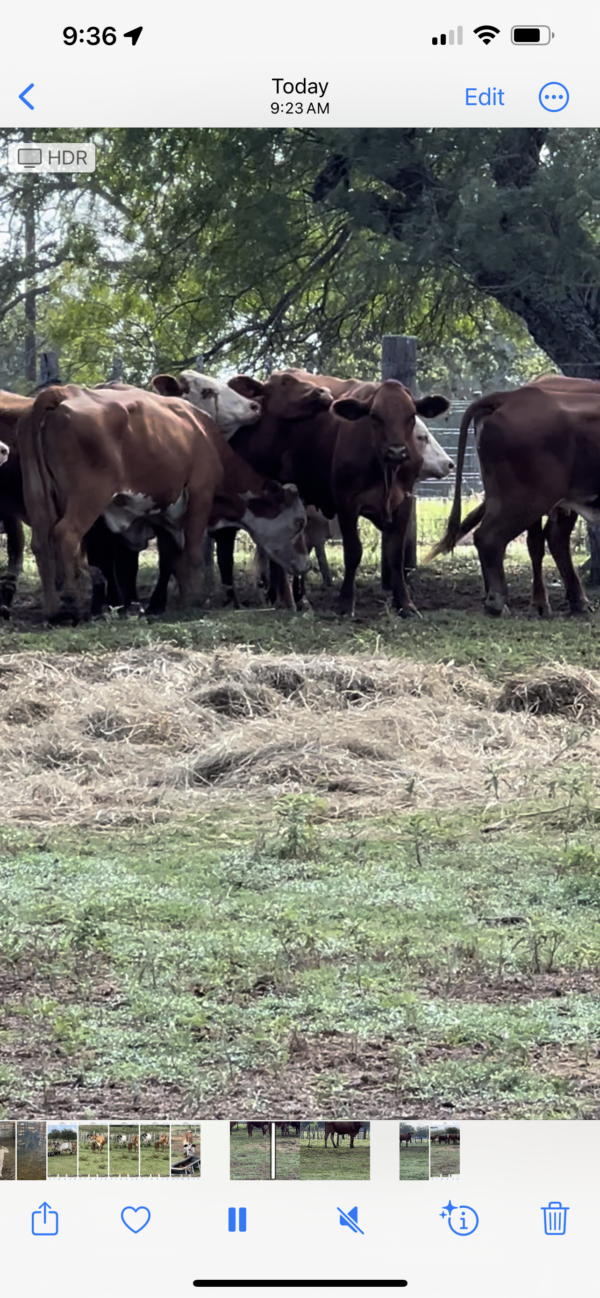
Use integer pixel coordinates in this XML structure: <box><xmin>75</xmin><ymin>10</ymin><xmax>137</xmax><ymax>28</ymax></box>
<box><xmin>230</xmin><ymin>1120</ymin><xmax>365</xmax><ymax>1147</ymax></box>
<box><xmin>0</xmin><ymin>368</ymin><xmax>453</xmax><ymax>623</ymax></box>
<box><xmin>0</xmin><ymin>366</ymin><xmax>595</xmax><ymax>626</ymax></box>
<box><xmin>399</xmin><ymin>1131</ymin><xmax>459</xmax><ymax>1146</ymax></box>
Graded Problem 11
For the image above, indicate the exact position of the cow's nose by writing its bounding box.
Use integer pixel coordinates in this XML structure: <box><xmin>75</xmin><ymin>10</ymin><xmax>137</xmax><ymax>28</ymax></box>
<box><xmin>385</xmin><ymin>445</ymin><xmax>409</xmax><ymax>463</ymax></box>
<box><xmin>448</xmin><ymin>459</ymin><xmax>455</xmax><ymax>470</ymax></box>
<box><xmin>249</xmin><ymin>401</ymin><xmax>260</xmax><ymax>415</ymax></box>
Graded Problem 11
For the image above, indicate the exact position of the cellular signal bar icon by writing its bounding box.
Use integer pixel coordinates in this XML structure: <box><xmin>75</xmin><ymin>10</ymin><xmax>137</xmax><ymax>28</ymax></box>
<box><xmin>432</xmin><ymin>27</ymin><xmax>463</xmax><ymax>46</ymax></box>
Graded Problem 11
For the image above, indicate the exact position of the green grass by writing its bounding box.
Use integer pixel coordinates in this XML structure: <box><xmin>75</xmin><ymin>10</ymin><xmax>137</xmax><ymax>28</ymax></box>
<box><xmin>109</xmin><ymin>1130</ymin><xmax>140</xmax><ymax>1177</ymax></box>
<box><xmin>140</xmin><ymin>1128</ymin><xmax>170</xmax><ymax>1177</ymax></box>
<box><xmin>430</xmin><ymin>1146</ymin><xmax>460</xmax><ymax>1178</ymax></box>
<box><xmin>275</xmin><ymin>1134</ymin><xmax>299</xmax><ymax>1180</ymax></box>
<box><xmin>230</xmin><ymin>1128</ymin><xmax>271</xmax><ymax>1180</ymax></box>
<box><xmin>299</xmin><ymin>1138</ymin><xmax>370</xmax><ymax>1181</ymax></box>
<box><xmin>399</xmin><ymin>1141</ymin><xmax>429</xmax><ymax>1181</ymax></box>
<box><xmin>2</xmin><ymin>793</ymin><xmax>600</xmax><ymax>1118</ymax></box>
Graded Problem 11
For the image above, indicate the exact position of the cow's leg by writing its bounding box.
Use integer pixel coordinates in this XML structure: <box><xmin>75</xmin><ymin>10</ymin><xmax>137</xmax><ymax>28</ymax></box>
<box><xmin>315</xmin><ymin>541</ymin><xmax>332</xmax><ymax>587</ymax></box>
<box><xmin>146</xmin><ymin>531</ymin><xmax>178</xmax><ymax>616</ymax></box>
<box><xmin>526</xmin><ymin>519</ymin><xmax>551</xmax><ymax>617</ymax></box>
<box><xmin>0</xmin><ymin>517</ymin><xmax>25</xmax><ymax>617</ymax></box>
<box><xmin>472</xmin><ymin>510</ymin><xmax>511</xmax><ymax>616</ymax></box>
<box><xmin>215</xmin><ymin>528</ymin><xmax>240</xmax><ymax>608</ymax></box>
<box><xmin>385</xmin><ymin>497</ymin><xmax>419</xmax><ymax>618</ymax></box>
<box><xmin>336</xmin><ymin>507</ymin><xmax>362</xmax><ymax>616</ymax></box>
<box><xmin>381</xmin><ymin>535</ymin><xmax>392</xmax><ymax>592</ymax></box>
<box><xmin>545</xmin><ymin>509</ymin><xmax>589</xmax><ymax>615</ymax></box>
<box><xmin>267</xmin><ymin>561</ymin><xmax>296</xmax><ymax>610</ymax></box>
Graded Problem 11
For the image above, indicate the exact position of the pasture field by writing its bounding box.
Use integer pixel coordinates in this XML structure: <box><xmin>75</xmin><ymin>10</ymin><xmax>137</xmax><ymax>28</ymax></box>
<box><xmin>230</xmin><ymin>1126</ymin><xmax>271</xmax><ymax>1180</ymax></box>
<box><xmin>140</xmin><ymin>1126</ymin><xmax>170</xmax><ymax>1176</ymax></box>
<box><xmin>275</xmin><ymin>1130</ymin><xmax>299</xmax><ymax>1180</ymax></box>
<box><xmin>2</xmin><ymin>518</ymin><xmax>600</xmax><ymax>1119</ymax></box>
<box><xmin>430</xmin><ymin>1145</ymin><xmax>460</xmax><ymax>1178</ymax></box>
<box><xmin>78</xmin><ymin>1125</ymin><xmax>108</xmax><ymax>1177</ymax></box>
<box><xmin>399</xmin><ymin>1141</ymin><xmax>429</xmax><ymax>1181</ymax></box>
<box><xmin>299</xmin><ymin>1134</ymin><xmax>370</xmax><ymax>1181</ymax></box>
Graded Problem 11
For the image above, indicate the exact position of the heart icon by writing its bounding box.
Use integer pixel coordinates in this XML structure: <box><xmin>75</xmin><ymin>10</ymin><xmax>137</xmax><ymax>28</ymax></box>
<box><xmin>121</xmin><ymin>1206</ymin><xmax>151</xmax><ymax>1233</ymax></box>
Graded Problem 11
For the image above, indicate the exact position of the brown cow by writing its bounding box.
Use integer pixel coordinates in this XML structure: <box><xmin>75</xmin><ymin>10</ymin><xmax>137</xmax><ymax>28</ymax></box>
<box><xmin>247</xmin><ymin>1123</ymin><xmax>269</xmax><ymax>1137</ymax></box>
<box><xmin>324</xmin><ymin>1121</ymin><xmax>363</xmax><ymax>1149</ymax></box>
<box><xmin>227</xmin><ymin>372</ymin><xmax>449</xmax><ymax>616</ymax></box>
<box><xmin>17</xmin><ymin>385</ymin><xmax>309</xmax><ymax>622</ymax></box>
<box><xmin>430</xmin><ymin>374</ymin><xmax>600</xmax><ymax>617</ymax></box>
<box><xmin>399</xmin><ymin>1132</ymin><xmax>412</xmax><ymax>1146</ymax></box>
<box><xmin>0</xmin><ymin>393</ymin><xmax>34</xmax><ymax>616</ymax></box>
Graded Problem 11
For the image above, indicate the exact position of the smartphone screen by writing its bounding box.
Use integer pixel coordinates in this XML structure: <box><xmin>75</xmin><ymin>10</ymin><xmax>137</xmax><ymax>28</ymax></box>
<box><xmin>0</xmin><ymin>3</ymin><xmax>595</xmax><ymax>1294</ymax></box>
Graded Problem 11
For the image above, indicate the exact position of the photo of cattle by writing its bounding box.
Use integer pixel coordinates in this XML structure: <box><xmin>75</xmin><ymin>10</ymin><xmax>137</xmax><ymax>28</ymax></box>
<box><xmin>108</xmin><ymin>1124</ymin><xmax>140</xmax><ymax>1176</ymax></box>
<box><xmin>399</xmin><ymin>1124</ymin><xmax>430</xmax><ymax>1181</ymax></box>
<box><xmin>16</xmin><ymin>1121</ymin><xmax>46</xmax><ymax>1180</ymax></box>
<box><xmin>2</xmin><ymin>124</ymin><xmax>600</xmax><ymax>1122</ymax></box>
<box><xmin>275</xmin><ymin>1122</ymin><xmax>300</xmax><ymax>1179</ymax></box>
<box><xmin>139</xmin><ymin>1125</ymin><xmax>171</xmax><ymax>1177</ymax></box>
<box><xmin>0</xmin><ymin>1122</ymin><xmax>15</xmax><ymax>1180</ymax></box>
<box><xmin>299</xmin><ymin>1122</ymin><xmax>370</xmax><ymax>1180</ymax></box>
<box><xmin>430</xmin><ymin>1127</ymin><xmax>460</xmax><ymax>1179</ymax></box>
<box><xmin>78</xmin><ymin>1125</ymin><xmax>108</xmax><ymax>1176</ymax></box>
<box><xmin>170</xmin><ymin>1125</ymin><xmax>201</xmax><ymax>1176</ymax></box>
<box><xmin>230</xmin><ymin>1122</ymin><xmax>271</xmax><ymax>1180</ymax></box>
<box><xmin>47</xmin><ymin>1123</ymin><xmax>77</xmax><ymax>1177</ymax></box>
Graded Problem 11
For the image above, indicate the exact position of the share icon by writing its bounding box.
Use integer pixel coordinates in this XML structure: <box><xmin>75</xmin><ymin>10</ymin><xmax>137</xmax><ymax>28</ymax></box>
<box><xmin>337</xmin><ymin>1206</ymin><xmax>364</xmax><ymax>1234</ymax></box>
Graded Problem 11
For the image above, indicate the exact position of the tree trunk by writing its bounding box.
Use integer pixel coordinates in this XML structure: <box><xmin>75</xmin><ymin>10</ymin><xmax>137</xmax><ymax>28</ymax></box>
<box><xmin>24</xmin><ymin>179</ymin><xmax>36</xmax><ymax>385</ymax></box>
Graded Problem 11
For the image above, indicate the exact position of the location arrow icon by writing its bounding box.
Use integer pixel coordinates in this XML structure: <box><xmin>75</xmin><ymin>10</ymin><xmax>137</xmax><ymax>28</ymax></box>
<box><xmin>124</xmin><ymin>27</ymin><xmax>143</xmax><ymax>46</ymax></box>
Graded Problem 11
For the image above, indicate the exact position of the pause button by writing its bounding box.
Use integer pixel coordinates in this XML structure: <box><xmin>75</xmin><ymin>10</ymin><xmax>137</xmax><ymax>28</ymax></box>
<box><xmin>228</xmin><ymin>1208</ymin><xmax>247</xmax><ymax>1232</ymax></box>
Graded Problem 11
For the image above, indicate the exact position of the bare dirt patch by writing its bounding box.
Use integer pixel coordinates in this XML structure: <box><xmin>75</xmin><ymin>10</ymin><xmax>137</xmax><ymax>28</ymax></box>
<box><xmin>1</xmin><ymin>647</ymin><xmax>599</xmax><ymax>825</ymax></box>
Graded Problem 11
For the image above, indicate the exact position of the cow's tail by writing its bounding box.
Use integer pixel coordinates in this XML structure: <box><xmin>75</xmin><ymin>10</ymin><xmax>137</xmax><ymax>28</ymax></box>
<box><xmin>425</xmin><ymin>397</ymin><xmax>497</xmax><ymax>562</ymax></box>
<box><xmin>19</xmin><ymin>388</ymin><xmax>70</xmax><ymax>603</ymax></box>
<box><xmin>20</xmin><ymin>388</ymin><xmax>68</xmax><ymax>535</ymax></box>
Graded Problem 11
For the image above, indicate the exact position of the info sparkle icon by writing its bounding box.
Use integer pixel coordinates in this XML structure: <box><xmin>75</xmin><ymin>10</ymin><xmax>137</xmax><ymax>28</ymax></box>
<box><xmin>440</xmin><ymin>1201</ymin><xmax>479</xmax><ymax>1235</ymax></box>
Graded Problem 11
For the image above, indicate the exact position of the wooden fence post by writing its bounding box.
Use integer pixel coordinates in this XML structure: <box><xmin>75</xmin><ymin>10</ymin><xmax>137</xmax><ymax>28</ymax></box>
<box><xmin>39</xmin><ymin>351</ymin><xmax>60</xmax><ymax>385</ymax></box>
<box><xmin>381</xmin><ymin>335</ymin><xmax>418</xmax><ymax>575</ymax></box>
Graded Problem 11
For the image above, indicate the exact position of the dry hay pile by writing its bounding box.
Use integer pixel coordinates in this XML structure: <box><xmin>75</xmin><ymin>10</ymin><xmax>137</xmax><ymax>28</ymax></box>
<box><xmin>496</xmin><ymin>666</ymin><xmax>600</xmax><ymax>720</ymax></box>
<box><xmin>0</xmin><ymin>647</ymin><xmax>598</xmax><ymax>827</ymax></box>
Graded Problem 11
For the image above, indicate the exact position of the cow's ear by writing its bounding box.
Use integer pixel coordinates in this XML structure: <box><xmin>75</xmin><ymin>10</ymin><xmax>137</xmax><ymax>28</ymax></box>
<box><xmin>415</xmin><ymin>395</ymin><xmax>450</xmax><ymax>418</ymax></box>
<box><xmin>228</xmin><ymin>375</ymin><xmax>266</xmax><ymax>399</ymax></box>
<box><xmin>151</xmin><ymin>374</ymin><xmax>185</xmax><ymax>397</ymax></box>
<box><xmin>332</xmin><ymin>395</ymin><xmax>372</xmax><ymax>421</ymax></box>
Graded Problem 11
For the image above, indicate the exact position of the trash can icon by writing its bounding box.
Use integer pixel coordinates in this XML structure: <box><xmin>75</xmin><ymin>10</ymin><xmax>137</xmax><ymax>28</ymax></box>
<box><xmin>542</xmin><ymin>1201</ymin><xmax>569</xmax><ymax>1235</ymax></box>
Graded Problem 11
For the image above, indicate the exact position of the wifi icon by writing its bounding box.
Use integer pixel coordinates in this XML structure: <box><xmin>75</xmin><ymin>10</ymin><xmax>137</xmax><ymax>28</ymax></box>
<box><xmin>474</xmin><ymin>24</ymin><xmax>500</xmax><ymax>44</ymax></box>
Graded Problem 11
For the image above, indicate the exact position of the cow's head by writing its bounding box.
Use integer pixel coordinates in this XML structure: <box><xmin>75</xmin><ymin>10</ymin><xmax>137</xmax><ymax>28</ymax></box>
<box><xmin>151</xmin><ymin>371</ymin><xmax>261</xmax><ymax>438</ymax></box>
<box><xmin>228</xmin><ymin>372</ymin><xmax>333</xmax><ymax>421</ymax></box>
<box><xmin>240</xmin><ymin>480</ymin><xmax>310</xmax><ymax>574</ymax></box>
<box><xmin>0</xmin><ymin>440</ymin><xmax>9</xmax><ymax>468</ymax></box>
<box><xmin>414</xmin><ymin>418</ymin><xmax>454</xmax><ymax>481</ymax></box>
<box><xmin>333</xmin><ymin>380</ymin><xmax>450</xmax><ymax>468</ymax></box>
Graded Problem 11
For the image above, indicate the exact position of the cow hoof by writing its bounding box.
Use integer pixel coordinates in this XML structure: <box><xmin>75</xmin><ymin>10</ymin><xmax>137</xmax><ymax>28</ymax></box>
<box><xmin>397</xmin><ymin>605</ymin><xmax>421</xmax><ymax>620</ymax></box>
<box><xmin>0</xmin><ymin>605</ymin><xmax>10</xmax><ymax>620</ymax></box>
<box><xmin>568</xmin><ymin>603</ymin><xmax>591</xmax><ymax>617</ymax></box>
<box><xmin>529</xmin><ymin>603</ymin><xmax>552</xmax><ymax>619</ymax></box>
<box><xmin>484</xmin><ymin>593</ymin><xmax>508</xmax><ymax>618</ymax></box>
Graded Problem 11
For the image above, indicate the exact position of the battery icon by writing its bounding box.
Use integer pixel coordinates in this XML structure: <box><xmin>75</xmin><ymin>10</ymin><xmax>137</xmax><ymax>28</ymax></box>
<box><xmin>511</xmin><ymin>26</ymin><xmax>554</xmax><ymax>43</ymax></box>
